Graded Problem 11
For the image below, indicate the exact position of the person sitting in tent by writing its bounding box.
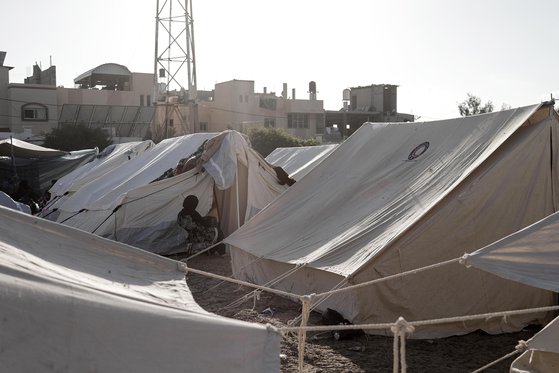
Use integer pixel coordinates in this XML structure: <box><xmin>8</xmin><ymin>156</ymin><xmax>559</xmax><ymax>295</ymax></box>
<box><xmin>177</xmin><ymin>195</ymin><xmax>224</xmax><ymax>255</ymax></box>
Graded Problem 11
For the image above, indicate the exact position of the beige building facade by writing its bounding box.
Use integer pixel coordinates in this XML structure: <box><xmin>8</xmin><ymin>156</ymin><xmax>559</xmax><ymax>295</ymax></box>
<box><xmin>196</xmin><ymin>80</ymin><xmax>324</xmax><ymax>140</ymax></box>
<box><xmin>0</xmin><ymin>55</ymin><xmax>155</xmax><ymax>143</ymax></box>
<box><xmin>1</xmin><ymin>52</ymin><xmax>411</xmax><ymax>146</ymax></box>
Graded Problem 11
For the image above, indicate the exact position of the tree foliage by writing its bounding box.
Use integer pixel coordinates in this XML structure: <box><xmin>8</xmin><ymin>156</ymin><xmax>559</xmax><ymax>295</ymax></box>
<box><xmin>43</xmin><ymin>124</ymin><xmax>113</xmax><ymax>151</ymax></box>
<box><xmin>247</xmin><ymin>127</ymin><xmax>320</xmax><ymax>158</ymax></box>
<box><xmin>457</xmin><ymin>93</ymin><xmax>494</xmax><ymax>117</ymax></box>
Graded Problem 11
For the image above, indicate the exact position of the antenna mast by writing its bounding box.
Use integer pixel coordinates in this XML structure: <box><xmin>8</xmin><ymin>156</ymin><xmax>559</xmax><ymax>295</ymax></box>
<box><xmin>154</xmin><ymin>0</ymin><xmax>198</xmax><ymax>137</ymax></box>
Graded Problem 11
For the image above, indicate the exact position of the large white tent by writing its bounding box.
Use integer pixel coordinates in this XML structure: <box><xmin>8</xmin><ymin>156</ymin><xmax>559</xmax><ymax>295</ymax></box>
<box><xmin>48</xmin><ymin>140</ymin><xmax>154</xmax><ymax>201</ymax></box>
<box><xmin>265</xmin><ymin>144</ymin><xmax>337</xmax><ymax>181</ymax></box>
<box><xmin>42</xmin><ymin>131</ymin><xmax>289</xmax><ymax>254</ymax></box>
<box><xmin>462</xmin><ymin>211</ymin><xmax>559</xmax><ymax>372</ymax></box>
<box><xmin>0</xmin><ymin>206</ymin><xmax>281</xmax><ymax>372</ymax></box>
<box><xmin>226</xmin><ymin>103</ymin><xmax>558</xmax><ymax>338</ymax></box>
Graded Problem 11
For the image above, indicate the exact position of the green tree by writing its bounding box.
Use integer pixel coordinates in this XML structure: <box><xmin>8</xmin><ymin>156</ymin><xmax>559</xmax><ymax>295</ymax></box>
<box><xmin>457</xmin><ymin>93</ymin><xmax>494</xmax><ymax>116</ymax></box>
<box><xmin>247</xmin><ymin>127</ymin><xmax>320</xmax><ymax>157</ymax></box>
<box><xmin>43</xmin><ymin>124</ymin><xmax>113</xmax><ymax>151</ymax></box>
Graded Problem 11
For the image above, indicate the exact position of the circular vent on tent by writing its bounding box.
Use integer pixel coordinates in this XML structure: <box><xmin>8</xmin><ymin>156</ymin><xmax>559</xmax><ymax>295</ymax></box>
<box><xmin>408</xmin><ymin>142</ymin><xmax>430</xmax><ymax>160</ymax></box>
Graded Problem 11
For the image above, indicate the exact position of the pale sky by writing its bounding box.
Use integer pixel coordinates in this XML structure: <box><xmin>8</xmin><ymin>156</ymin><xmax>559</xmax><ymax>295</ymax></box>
<box><xmin>3</xmin><ymin>0</ymin><xmax>559</xmax><ymax>121</ymax></box>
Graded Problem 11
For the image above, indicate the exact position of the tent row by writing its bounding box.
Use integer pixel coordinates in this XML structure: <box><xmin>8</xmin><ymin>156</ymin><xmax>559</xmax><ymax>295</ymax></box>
<box><xmin>41</xmin><ymin>130</ymin><xmax>290</xmax><ymax>255</ymax></box>
<box><xmin>226</xmin><ymin>103</ymin><xmax>559</xmax><ymax>339</ymax></box>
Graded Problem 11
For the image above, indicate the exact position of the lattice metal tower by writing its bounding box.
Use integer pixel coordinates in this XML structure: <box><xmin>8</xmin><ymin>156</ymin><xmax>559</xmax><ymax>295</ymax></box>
<box><xmin>153</xmin><ymin>0</ymin><xmax>198</xmax><ymax>136</ymax></box>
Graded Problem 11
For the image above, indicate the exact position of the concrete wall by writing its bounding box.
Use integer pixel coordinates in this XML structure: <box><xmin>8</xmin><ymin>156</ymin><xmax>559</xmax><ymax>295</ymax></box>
<box><xmin>0</xmin><ymin>67</ymin><xmax>9</xmax><ymax>131</ymax></box>
<box><xmin>205</xmin><ymin>79</ymin><xmax>324</xmax><ymax>139</ymax></box>
<box><xmin>7</xmin><ymin>84</ymin><xmax>58</xmax><ymax>135</ymax></box>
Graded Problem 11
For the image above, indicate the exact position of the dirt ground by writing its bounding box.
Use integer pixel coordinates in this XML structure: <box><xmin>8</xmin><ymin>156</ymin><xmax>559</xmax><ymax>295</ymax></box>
<box><xmin>181</xmin><ymin>254</ymin><xmax>538</xmax><ymax>373</ymax></box>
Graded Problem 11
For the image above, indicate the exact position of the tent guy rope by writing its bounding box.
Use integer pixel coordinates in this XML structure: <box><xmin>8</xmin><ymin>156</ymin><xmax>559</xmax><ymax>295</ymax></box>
<box><xmin>185</xmin><ymin>255</ymin><xmax>559</xmax><ymax>372</ymax></box>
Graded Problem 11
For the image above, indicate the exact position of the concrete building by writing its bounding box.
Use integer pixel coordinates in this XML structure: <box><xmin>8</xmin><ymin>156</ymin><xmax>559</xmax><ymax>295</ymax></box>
<box><xmin>147</xmin><ymin>79</ymin><xmax>326</xmax><ymax>142</ymax></box>
<box><xmin>0</xmin><ymin>53</ymin><xmax>155</xmax><ymax>144</ymax></box>
<box><xmin>196</xmin><ymin>80</ymin><xmax>325</xmax><ymax>139</ymax></box>
<box><xmin>0</xmin><ymin>51</ymin><xmax>412</xmax><ymax>146</ymax></box>
<box><xmin>325</xmin><ymin>84</ymin><xmax>414</xmax><ymax>139</ymax></box>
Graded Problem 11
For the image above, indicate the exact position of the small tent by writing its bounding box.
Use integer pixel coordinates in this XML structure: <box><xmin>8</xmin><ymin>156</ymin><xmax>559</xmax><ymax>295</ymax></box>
<box><xmin>226</xmin><ymin>103</ymin><xmax>558</xmax><ymax>338</ymax></box>
<box><xmin>463</xmin><ymin>211</ymin><xmax>559</xmax><ymax>372</ymax></box>
<box><xmin>0</xmin><ymin>206</ymin><xmax>280</xmax><ymax>372</ymax></box>
<box><xmin>0</xmin><ymin>138</ymin><xmax>98</xmax><ymax>196</ymax></box>
<box><xmin>265</xmin><ymin>144</ymin><xmax>338</xmax><ymax>181</ymax></box>
<box><xmin>44</xmin><ymin>131</ymin><xmax>289</xmax><ymax>254</ymax></box>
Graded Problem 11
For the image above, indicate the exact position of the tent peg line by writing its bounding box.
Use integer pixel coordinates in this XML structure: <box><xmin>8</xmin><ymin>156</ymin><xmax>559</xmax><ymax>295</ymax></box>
<box><xmin>185</xmin><ymin>259</ymin><xmax>559</xmax><ymax>373</ymax></box>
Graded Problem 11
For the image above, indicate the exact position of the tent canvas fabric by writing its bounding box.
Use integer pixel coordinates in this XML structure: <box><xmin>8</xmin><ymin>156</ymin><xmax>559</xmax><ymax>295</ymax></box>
<box><xmin>265</xmin><ymin>144</ymin><xmax>338</xmax><ymax>181</ymax></box>
<box><xmin>0</xmin><ymin>191</ymin><xmax>31</xmax><ymax>213</ymax></box>
<box><xmin>466</xmin><ymin>210</ymin><xmax>559</xmax><ymax>293</ymax></box>
<box><xmin>227</xmin><ymin>104</ymin><xmax>558</xmax><ymax>338</ymax></box>
<box><xmin>0</xmin><ymin>206</ymin><xmax>280</xmax><ymax>372</ymax></box>
<box><xmin>0</xmin><ymin>137</ymin><xmax>67</xmax><ymax>158</ymax></box>
<box><xmin>0</xmin><ymin>138</ymin><xmax>98</xmax><ymax>195</ymax></box>
<box><xmin>43</xmin><ymin>131</ymin><xmax>289</xmax><ymax>255</ymax></box>
<box><xmin>49</xmin><ymin>140</ymin><xmax>154</xmax><ymax>199</ymax></box>
<box><xmin>463</xmin><ymin>212</ymin><xmax>559</xmax><ymax>372</ymax></box>
<box><xmin>510</xmin><ymin>316</ymin><xmax>559</xmax><ymax>372</ymax></box>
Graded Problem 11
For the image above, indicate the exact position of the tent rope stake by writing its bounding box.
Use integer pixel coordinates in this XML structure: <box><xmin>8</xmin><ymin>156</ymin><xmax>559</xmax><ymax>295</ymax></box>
<box><xmin>297</xmin><ymin>294</ymin><xmax>313</xmax><ymax>373</ymax></box>
<box><xmin>391</xmin><ymin>317</ymin><xmax>414</xmax><ymax>373</ymax></box>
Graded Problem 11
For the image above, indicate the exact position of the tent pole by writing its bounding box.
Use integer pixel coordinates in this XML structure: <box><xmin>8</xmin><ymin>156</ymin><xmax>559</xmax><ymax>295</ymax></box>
<box><xmin>235</xmin><ymin>169</ymin><xmax>240</xmax><ymax>229</ymax></box>
<box><xmin>10</xmin><ymin>136</ymin><xmax>18</xmax><ymax>180</ymax></box>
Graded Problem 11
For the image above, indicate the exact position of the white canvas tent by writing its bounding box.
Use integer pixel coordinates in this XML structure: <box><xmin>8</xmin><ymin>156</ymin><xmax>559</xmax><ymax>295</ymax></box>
<box><xmin>227</xmin><ymin>103</ymin><xmax>558</xmax><ymax>338</ymax></box>
<box><xmin>0</xmin><ymin>206</ymin><xmax>280</xmax><ymax>372</ymax></box>
<box><xmin>462</xmin><ymin>212</ymin><xmax>559</xmax><ymax>372</ymax></box>
<box><xmin>43</xmin><ymin>131</ymin><xmax>289</xmax><ymax>254</ymax></box>
<box><xmin>48</xmin><ymin>140</ymin><xmax>154</xmax><ymax>200</ymax></box>
<box><xmin>265</xmin><ymin>144</ymin><xmax>338</xmax><ymax>181</ymax></box>
<box><xmin>0</xmin><ymin>137</ymin><xmax>67</xmax><ymax>158</ymax></box>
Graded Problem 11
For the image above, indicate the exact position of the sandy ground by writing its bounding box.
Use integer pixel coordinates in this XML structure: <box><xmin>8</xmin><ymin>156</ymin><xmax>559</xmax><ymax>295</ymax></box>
<box><xmin>182</xmin><ymin>254</ymin><xmax>539</xmax><ymax>373</ymax></box>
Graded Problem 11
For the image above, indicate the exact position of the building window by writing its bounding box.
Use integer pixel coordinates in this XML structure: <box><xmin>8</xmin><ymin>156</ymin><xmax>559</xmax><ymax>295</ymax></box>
<box><xmin>21</xmin><ymin>103</ymin><xmax>48</xmax><ymax>121</ymax></box>
<box><xmin>288</xmin><ymin>113</ymin><xmax>308</xmax><ymax>129</ymax></box>
<box><xmin>169</xmin><ymin>119</ymin><xmax>174</xmax><ymax>127</ymax></box>
<box><xmin>140</xmin><ymin>95</ymin><xmax>145</xmax><ymax>106</ymax></box>
<box><xmin>245</xmin><ymin>95</ymin><xmax>248</xmax><ymax>103</ymax></box>
<box><xmin>264</xmin><ymin>118</ymin><xmax>275</xmax><ymax>128</ymax></box>
<box><xmin>147</xmin><ymin>95</ymin><xmax>151</xmax><ymax>106</ymax></box>
<box><xmin>199</xmin><ymin>122</ymin><xmax>208</xmax><ymax>131</ymax></box>
<box><xmin>239</xmin><ymin>95</ymin><xmax>243</xmax><ymax>103</ymax></box>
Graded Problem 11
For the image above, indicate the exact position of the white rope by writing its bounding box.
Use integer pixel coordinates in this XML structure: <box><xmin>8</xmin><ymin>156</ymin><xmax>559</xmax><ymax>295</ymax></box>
<box><xmin>224</xmin><ymin>264</ymin><xmax>306</xmax><ymax>310</ymax></box>
<box><xmin>182</xmin><ymin>254</ymin><xmax>553</xmax><ymax>372</ymax></box>
<box><xmin>205</xmin><ymin>255</ymin><xmax>266</xmax><ymax>292</ymax></box>
<box><xmin>390</xmin><ymin>317</ymin><xmax>414</xmax><ymax>373</ymax></box>
<box><xmin>252</xmin><ymin>290</ymin><xmax>261</xmax><ymax>311</ymax></box>
<box><xmin>298</xmin><ymin>295</ymin><xmax>313</xmax><ymax>373</ymax></box>
<box><xmin>181</xmin><ymin>263</ymin><xmax>302</xmax><ymax>302</ymax></box>
<box><xmin>281</xmin><ymin>304</ymin><xmax>559</xmax><ymax>333</ymax></box>
<box><xmin>313</xmin><ymin>257</ymin><xmax>461</xmax><ymax>299</ymax></box>
<box><xmin>288</xmin><ymin>277</ymin><xmax>350</xmax><ymax>327</ymax></box>
<box><xmin>471</xmin><ymin>340</ymin><xmax>529</xmax><ymax>373</ymax></box>
<box><xmin>182</xmin><ymin>239</ymin><xmax>225</xmax><ymax>261</ymax></box>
